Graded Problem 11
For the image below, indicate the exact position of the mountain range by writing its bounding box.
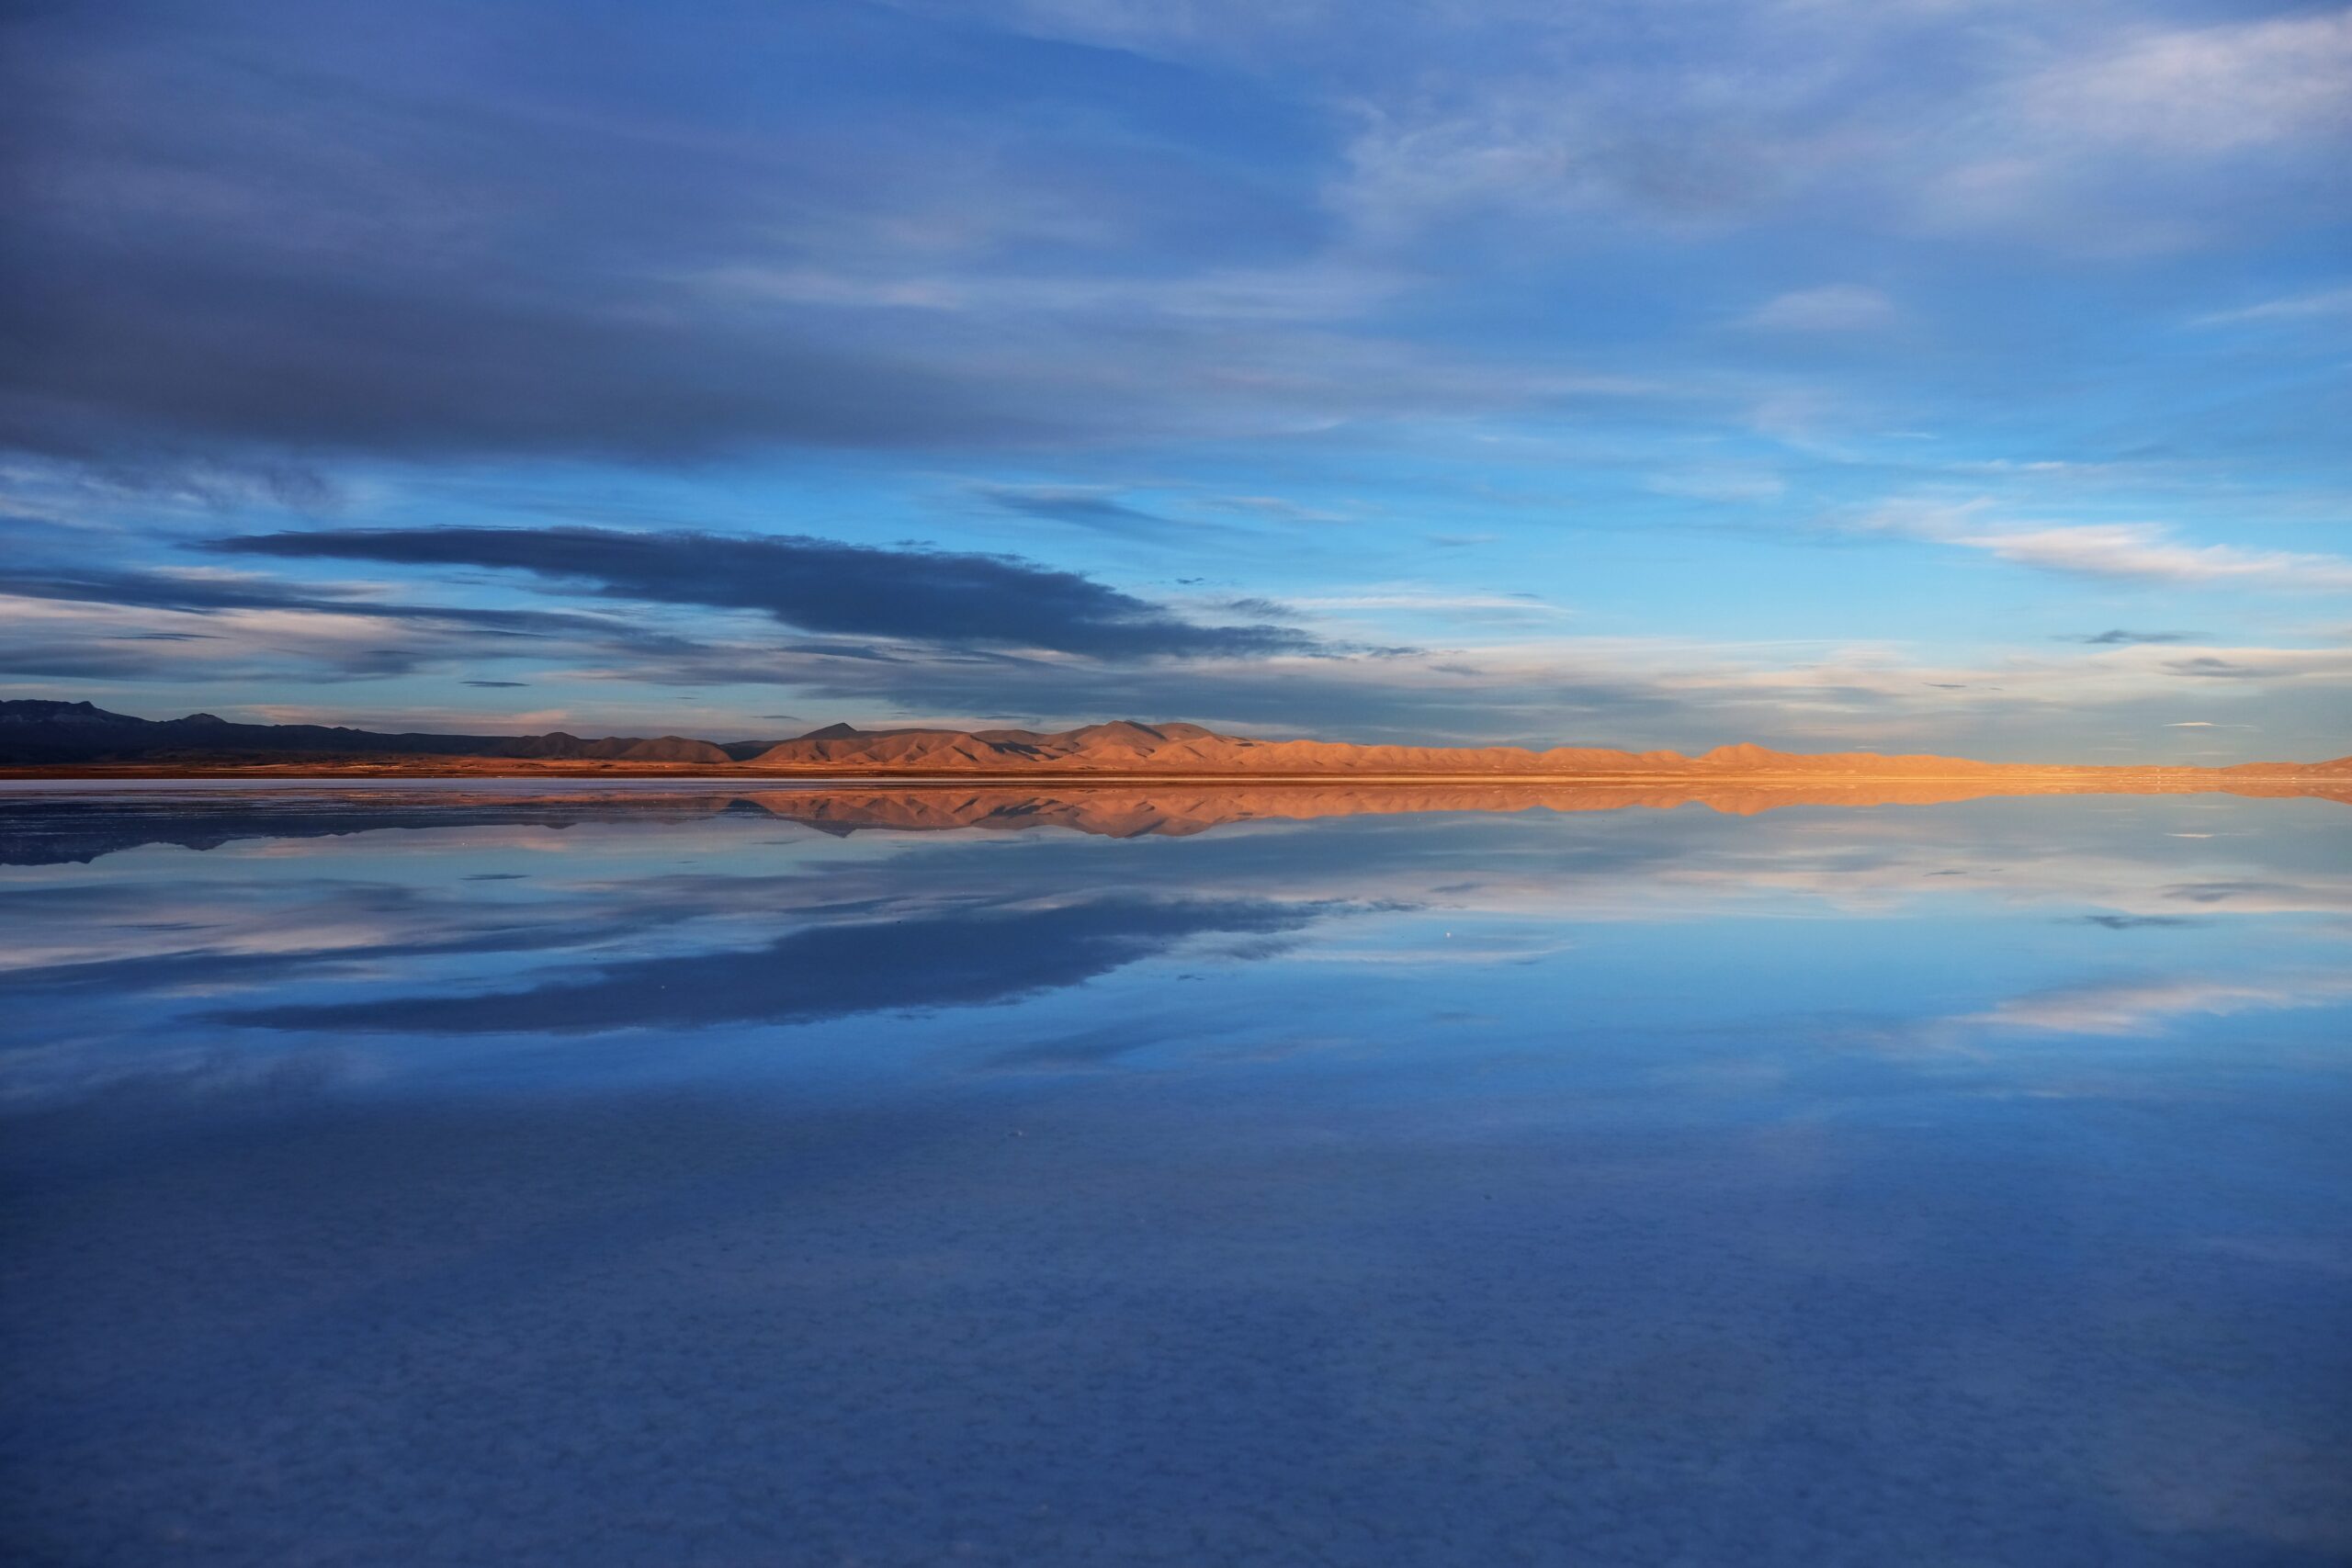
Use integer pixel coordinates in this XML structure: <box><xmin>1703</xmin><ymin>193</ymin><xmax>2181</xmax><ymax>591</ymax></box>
<box><xmin>3</xmin><ymin>699</ymin><xmax>2345</xmax><ymax>779</ymax></box>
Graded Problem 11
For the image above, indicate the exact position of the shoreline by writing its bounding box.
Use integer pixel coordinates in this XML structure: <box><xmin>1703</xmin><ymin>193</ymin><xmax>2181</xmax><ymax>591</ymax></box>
<box><xmin>1</xmin><ymin>764</ymin><xmax>2341</xmax><ymax>786</ymax></box>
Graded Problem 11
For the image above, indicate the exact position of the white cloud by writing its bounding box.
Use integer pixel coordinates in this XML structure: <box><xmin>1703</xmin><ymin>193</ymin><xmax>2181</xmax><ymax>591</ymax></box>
<box><xmin>1864</xmin><ymin>503</ymin><xmax>2352</xmax><ymax>591</ymax></box>
<box><xmin>1277</xmin><ymin>587</ymin><xmax>1573</xmax><ymax>621</ymax></box>
<box><xmin>1971</xmin><ymin>525</ymin><xmax>2352</xmax><ymax>590</ymax></box>
<box><xmin>1647</xmin><ymin>467</ymin><xmax>1787</xmax><ymax>503</ymax></box>
<box><xmin>699</xmin><ymin>260</ymin><xmax>1410</xmax><ymax>324</ymax></box>
<box><xmin>917</xmin><ymin>1</ymin><xmax>2352</xmax><ymax>259</ymax></box>
<box><xmin>1744</xmin><ymin>284</ymin><xmax>1899</xmax><ymax>332</ymax></box>
<box><xmin>2193</xmin><ymin>285</ymin><xmax>2352</xmax><ymax>327</ymax></box>
<box><xmin>2018</xmin><ymin>11</ymin><xmax>2352</xmax><ymax>155</ymax></box>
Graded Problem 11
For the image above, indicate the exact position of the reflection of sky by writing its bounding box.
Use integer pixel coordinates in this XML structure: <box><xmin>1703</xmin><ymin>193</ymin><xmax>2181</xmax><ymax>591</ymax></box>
<box><xmin>2</xmin><ymin>790</ymin><xmax>2347</xmax><ymax>1563</ymax></box>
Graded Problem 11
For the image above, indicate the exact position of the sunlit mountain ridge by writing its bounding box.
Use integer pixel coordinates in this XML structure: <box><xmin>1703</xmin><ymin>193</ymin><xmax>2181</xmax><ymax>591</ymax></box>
<box><xmin>5</xmin><ymin>700</ymin><xmax>2345</xmax><ymax>778</ymax></box>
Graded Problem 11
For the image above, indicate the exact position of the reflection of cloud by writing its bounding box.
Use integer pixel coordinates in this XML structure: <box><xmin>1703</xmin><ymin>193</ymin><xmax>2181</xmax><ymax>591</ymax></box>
<box><xmin>220</xmin><ymin>897</ymin><xmax>1329</xmax><ymax>1035</ymax></box>
<box><xmin>1961</xmin><ymin>975</ymin><xmax>2352</xmax><ymax>1037</ymax></box>
<box><xmin>11</xmin><ymin>789</ymin><xmax>2352</xmax><ymax>1107</ymax></box>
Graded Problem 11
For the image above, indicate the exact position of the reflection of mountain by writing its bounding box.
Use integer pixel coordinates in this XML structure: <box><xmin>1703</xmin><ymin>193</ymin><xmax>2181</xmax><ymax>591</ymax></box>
<box><xmin>0</xmin><ymin>793</ymin><xmax>703</xmax><ymax>865</ymax></box>
<box><xmin>722</xmin><ymin>778</ymin><xmax>2352</xmax><ymax>837</ymax></box>
<box><xmin>8</xmin><ymin>773</ymin><xmax>2349</xmax><ymax>864</ymax></box>
<box><xmin>220</xmin><ymin>897</ymin><xmax>1324</xmax><ymax>1035</ymax></box>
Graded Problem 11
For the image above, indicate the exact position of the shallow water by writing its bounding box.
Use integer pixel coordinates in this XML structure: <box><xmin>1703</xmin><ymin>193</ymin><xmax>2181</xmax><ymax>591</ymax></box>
<box><xmin>3</xmin><ymin>784</ymin><xmax>2347</xmax><ymax>1566</ymax></box>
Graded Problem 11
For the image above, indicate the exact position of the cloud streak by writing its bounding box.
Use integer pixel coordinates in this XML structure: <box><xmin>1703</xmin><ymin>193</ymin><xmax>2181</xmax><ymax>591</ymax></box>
<box><xmin>971</xmin><ymin>485</ymin><xmax>1191</xmax><ymax>534</ymax></box>
<box><xmin>1868</xmin><ymin>506</ymin><xmax>2352</xmax><ymax>592</ymax></box>
<box><xmin>211</xmin><ymin>527</ymin><xmax>1318</xmax><ymax>660</ymax></box>
<box><xmin>1744</xmin><ymin>285</ymin><xmax>1898</xmax><ymax>333</ymax></box>
<box><xmin>1961</xmin><ymin>973</ymin><xmax>2352</xmax><ymax>1037</ymax></box>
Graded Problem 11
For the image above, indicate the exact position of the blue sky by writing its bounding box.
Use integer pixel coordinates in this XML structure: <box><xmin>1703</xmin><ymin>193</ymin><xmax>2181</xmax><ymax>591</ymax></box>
<box><xmin>2</xmin><ymin>0</ymin><xmax>2347</xmax><ymax>759</ymax></box>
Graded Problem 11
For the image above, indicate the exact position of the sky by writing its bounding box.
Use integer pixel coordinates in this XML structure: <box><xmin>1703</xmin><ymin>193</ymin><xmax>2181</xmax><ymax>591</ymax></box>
<box><xmin>2</xmin><ymin>0</ymin><xmax>2348</xmax><ymax>761</ymax></box>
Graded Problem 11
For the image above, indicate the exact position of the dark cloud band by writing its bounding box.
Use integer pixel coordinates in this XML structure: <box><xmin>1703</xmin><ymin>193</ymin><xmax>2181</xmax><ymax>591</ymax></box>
<box><xmin>210</xmin><ymin>526</ymin><xmax>1317</xmax><ymax>660</ymax></box>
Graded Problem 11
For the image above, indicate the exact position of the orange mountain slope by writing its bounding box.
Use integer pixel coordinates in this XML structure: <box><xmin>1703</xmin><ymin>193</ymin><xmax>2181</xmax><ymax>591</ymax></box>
<box><xmin>737</xmin><ymin>719</ymin><xmax>2346</xmax><ymax>782</ymax></box>
<box><xmin>4</xmin><ymin>702</ymin><xmax>2343</xmax><ymax>782</ymax></box>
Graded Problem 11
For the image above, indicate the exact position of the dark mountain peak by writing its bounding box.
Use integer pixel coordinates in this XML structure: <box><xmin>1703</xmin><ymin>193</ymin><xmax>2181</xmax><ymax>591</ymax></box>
<box><xmin>2</xmin><ymin>699</ymin><xmax>137</xmax><ymax>722</ymax></box>
<box><xmin>180</xmin><ymin>713</ymin><xmax>229</xmax><ymax>725</ymax></box>
<box><xmin>797</xmin><ymin>722</ymin><xmax>864</xmax><ymax>740</ymax></box>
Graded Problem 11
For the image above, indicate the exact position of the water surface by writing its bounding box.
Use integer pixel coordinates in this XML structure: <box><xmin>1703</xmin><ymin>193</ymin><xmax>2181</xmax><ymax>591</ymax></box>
<box><xmin>4</xmin><ymin>784</ymin><xmax>2348</xmax><ymax>1565</ymax></box>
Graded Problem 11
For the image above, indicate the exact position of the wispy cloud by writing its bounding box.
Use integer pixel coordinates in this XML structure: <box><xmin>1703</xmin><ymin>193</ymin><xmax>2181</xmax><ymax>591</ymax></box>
<box><xmin>1744</xmin><ymin>285</ymin><xmax>1898</xmax><ymax>333</ymax></box>
<box><xmin>2193</xmin><ymin>285</ymin><xmax>2352</xmax><ymax>327</ymax></box>
<box><xmin>2016</xmin><ymin>11</ymin><xmax>2352</xmax><ymax>156</ymax></box>
<box><xmin>1975</xmin><ymin>528</ymin><xmax>2352</xmax><ymax>591</ymax></box>
<box><xmin>1867</xmin><ymin>505</ymin><xmax>2352</xmax><ymax>592</ymax></box>
<box><xmin>1278</xmin><ymin>588</ymin><xmax>1569</xmax><ymax>620</ymax></box>
<box><xmin>2072</xmin><ymin>630</ymin><xmax>2195</xmax><ymax>646</ymax></box>
<box><xmin>970</xmin><ymin>484</ymin><xmax>1192</xmax><ymax>534</ymax></box>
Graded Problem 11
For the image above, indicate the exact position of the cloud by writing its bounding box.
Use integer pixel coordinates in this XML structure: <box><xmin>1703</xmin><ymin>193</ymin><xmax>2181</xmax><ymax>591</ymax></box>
<box><xmin>2017</xmin><ymin>11</ymin><xmax>2352</xmax><ymax>157</ymax></box>
<box><xmin>2165</xmin><ymin>656</ymin><xmax>2277</xmax><ymax>681</ymax></box>
<box><xmin>1</xmin><ymin>0</ymin><xmax>1666</xmax><ymax>477</ymax></box>
<box><xmin>1647</xmin><ymin>468</ymin><xmax>1786</xmax><ymax>504</ymax></box>
<box><xmin>3</xmin><ymin>1</ymin><xmax>1202</xmax><ymax>469</ymax></box>
<box><xmin>1278</xmin><ymin>588</ymin><xmax>1568</xmax><ymax>626</ymax></box>
<box><xmin>0</xmin><ymin>558</ymin><xmax>712</xmax><ymax>682</ymax></box>
<box><xmin>2193</xmin><ymin>286</ymin><xmax>2352</xmax><ymax>327</ymax></box>
<box><xmin>210</xmin><ymin>527</ymin><xmax>1319</xmax><ymax>660</ymax></box>
<box><xmin>971</xmin><ymin>485</ymin><xmax>1186</xmax><ymax>533</ymax></box>
<box><xmin>2145</xmin><ymin>649</ymin><xmax>2352</xmax><ymax>686</ymax></box>
<box><xmin>1866</xmin><ymin>506</ymin><xmax>2352</xmax><ymax>592</ymax></box>
<box><xmin>1203</xmin><ymin>494</ymin><xmax>1352</xmax><ymax>525</ymax></box>
<box><xmin>1973</xmin><ymin>526</ymin><xmax>2352</xmax><ymax>591</ymax></box>
<box><xmin>2073</xmin><ymin>630</ymin><xmax>2194</xmax><ymax>646</ymax></box>
<box><xmin>1919</xmin><ymin>10</ymin><xmax>2352</xmax><ymax>249</ymax></box>
<box><xmin>0</xmin><ymin>559</ymin><xmax>670</xmax><ymax>638</ymax></box>
<box><xmin>1744</xmin><ymin>285</ymin><xmax>1898</xmax><ymax>333</ymax></box>
<box><xmin>9</xmin><ymin>0</ymin><xmax>2337</xmax><ymax>508</ymax></box>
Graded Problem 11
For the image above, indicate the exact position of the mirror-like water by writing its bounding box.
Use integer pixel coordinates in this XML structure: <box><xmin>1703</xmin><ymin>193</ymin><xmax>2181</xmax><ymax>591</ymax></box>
<box><xmin>4</xmin><ymin>784</ymin><xmax>2347</xmax><ymax>1565</ymax></box>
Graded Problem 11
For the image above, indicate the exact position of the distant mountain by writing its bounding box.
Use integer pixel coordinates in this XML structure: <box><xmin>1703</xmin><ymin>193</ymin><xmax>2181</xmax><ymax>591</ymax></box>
<box><xmin>0</xmin><ymin>699</ymin><xmax>752</xmax><ymax>766</ymax></box>
<box><xmin>741</xmin><ymin>719</ymin><xmax>2349</xmax><ymax>778</ymax></box>
<box><xmin>2</xmin><ymin>700</ymin><xmax>2344</xmax><ymax>777</ymax></box>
